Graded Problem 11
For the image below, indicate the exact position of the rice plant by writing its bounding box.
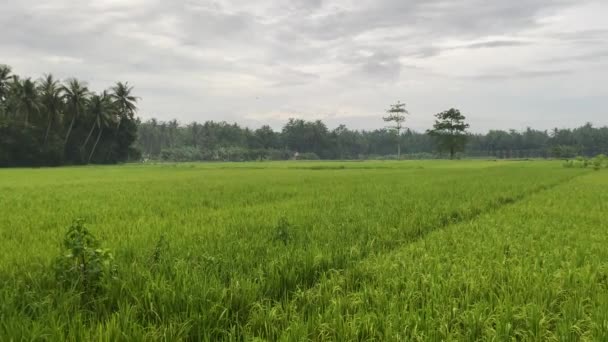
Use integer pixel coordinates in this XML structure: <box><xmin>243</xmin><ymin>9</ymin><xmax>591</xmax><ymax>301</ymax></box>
<box><xmin>0</xmin><ymin>160</ymin><xmax>602</xmax><ymax>340</ymax></box>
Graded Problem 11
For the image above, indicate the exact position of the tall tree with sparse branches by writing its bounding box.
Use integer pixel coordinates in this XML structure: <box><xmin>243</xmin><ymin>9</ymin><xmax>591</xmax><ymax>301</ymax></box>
<box><xmin>383</xmin><ymin>101</ymin><xmax>409</xmax><ymax>159</ymax></box>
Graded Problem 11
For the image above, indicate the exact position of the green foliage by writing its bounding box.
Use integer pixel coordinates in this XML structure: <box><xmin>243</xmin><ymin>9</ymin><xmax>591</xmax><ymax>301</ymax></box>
<box><xmin>563</xmin><ymin>154</ymin><xmax>607</xmax><ymax>169</ymax></box>
<box><xmin>0</xmin><ymin>65</ymin><xmax>139</xmax><ymax>166</ymax></box>
<box><xmin>296</xmin><ymin>152</ymin><xmax>320</xmax><ymax>160</ymax></box>
<box><xmin>272</xmin><ymin>217</ymin><xmax>292</xmax><ymax>245</ymax></box>
<box><xmin>427</xmin><ymin>108</ymin><xmax>470</xmax><ymax>159</ymax></box>
<box><xmin>1</xmin><ymin>160</ymin><xmax>607</xmax><ymax>340</ymax></box>
<box><xmin>136</xmin><ymin>117</ymin><xmax>608</xmax><ymax>162</ymax></box>
<box><xmin>592</xmin><ymin>154</ymin><xmax>607</xmax><ymax>170</ymax></box>
<box><xmin>54</xmin><ymin>219</ymin><xmax>116</xmax><ymax>299</ymax></box>
<box><xmin>159</xmin><ymin>146</ymin><xmax>292</xmax><ymax>162</ymax></box>
<box><xmin>150</xmin><ymin>234</ymin><xmax>169</xmax><ymax>265</ymax></box>
<box><xmin>282</xmin><ymin>119</ymin><xmax>333</xmax><ymax>158</ymax></box>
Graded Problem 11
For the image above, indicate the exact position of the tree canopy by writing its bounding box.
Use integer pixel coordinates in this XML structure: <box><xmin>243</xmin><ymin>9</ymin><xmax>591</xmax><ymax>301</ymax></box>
<box><xmin>427</xmin><ymin>108</ymin><xmax>470</xmax><ymax>159</ymax></box>
<box><xmin>0</xmin><ymin>64</ymin><xmax>139</xmax><ymax>167</ymax></box>
<box><xmin>136</xmin><ymin>118</ymin><xmax>608</xmax><ymax>162</ymax></box>
<box><xmin>2</xmin><ymin>64</ymin><xmax>607</xmax><ymax>165</ymax></box>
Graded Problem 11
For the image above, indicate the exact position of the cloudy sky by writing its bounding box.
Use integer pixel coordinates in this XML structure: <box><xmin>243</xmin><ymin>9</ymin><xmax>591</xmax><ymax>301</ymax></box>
<box><xmin>2</xmin><ymin>0</ymin><xmax>607</xmax><ymax>132</ymax></box>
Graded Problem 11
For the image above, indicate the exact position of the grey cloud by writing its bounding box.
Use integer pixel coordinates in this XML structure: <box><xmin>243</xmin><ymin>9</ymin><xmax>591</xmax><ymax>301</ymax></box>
<box><xmin>463</xmin><ymin>69</ymin><xmax>572</xmax><ymax>80</ymax></box>
<box><xmin>541</xmin><ymin>50</ymin><xmax>608</xmax><ymax>64</ymax></box>
<box><xmin>286</xmin><ymin>0</ymin><xmax>579</xmax><ymax>42</ymax></box>
<box><xmin>359</xmin><ymin>59</ymin><xmax>401</xmax><ymax>83</ymax></box>
<box><xmin>462</xmin><ymin>40</ymin><xmax>532</xmax><ymax>49</ymax></box>
<box><xmin>269</xmin><ymin>68</ymin><xmax>320</xmax><ymax>87</ymax></box>
<box><xmin>545</xmin><ymin>29</ymin><xmax>608</xmax><ymax>43</ymax></box>
<box><xmin>1</xmin><ymin>0</ymin><xmax>606</xmax><ymax>131</ymax></box>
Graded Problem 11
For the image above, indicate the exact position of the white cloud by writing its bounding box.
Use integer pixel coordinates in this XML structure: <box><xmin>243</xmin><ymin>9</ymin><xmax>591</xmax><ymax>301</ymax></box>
<box><xmin>1</xmin><ymin>0</ymin><xmax>607</xmax><ymax>131</ymax></box>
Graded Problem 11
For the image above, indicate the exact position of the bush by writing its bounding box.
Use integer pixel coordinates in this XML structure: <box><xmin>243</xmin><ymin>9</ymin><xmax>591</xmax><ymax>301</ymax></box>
<box><xmin>160</xmin><ymin>147</ymin><xmax>203</xmax><ymax>162</ymax></box>
<box><xmin>54</xmin><ymin>219</ymin><xmax>116</xmax><ymax>301</ymax></box>
<box><xmin>551</xmin><ymin>145</ymin><xmax>581</xmax><ymax>158</ymax></box>
<box><xmin>563</xmin><ymin>154</ymin><xmax>607</xmax><ymax>170</ymax></box>
<box><xmin>591</xmin><ymin>154</ymin><xmax>607</xmax><ymax>170</ymax></box>
<box><xmin>159</xmin><ymin>147</ymin><xmax>293</xmax><ymax>162</ymax></box>
<box><xmin>272</xmin><ymin>217</ymin><xmax>292</xmax><ymax>245</ymax></box>
<box><xmin>296</xmin><ymin>152</ymin><xmax>320</xmax><ymax>160</ymax></box>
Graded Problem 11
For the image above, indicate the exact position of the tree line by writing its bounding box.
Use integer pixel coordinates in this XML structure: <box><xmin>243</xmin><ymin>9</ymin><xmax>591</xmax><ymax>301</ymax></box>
<box><xmin>3</xmin><ymin>62</ymin><xmax>606</xmax><ymax>166</ymax></box>
<box><xmin>137</xmin><ymin>112</ymin><xmax>608</xmax><ymax>162</ymax></box>
<box><xmin>0</xmin><ymin>64</ymin><xmax>139</xmax><ymax>167</ymax></box>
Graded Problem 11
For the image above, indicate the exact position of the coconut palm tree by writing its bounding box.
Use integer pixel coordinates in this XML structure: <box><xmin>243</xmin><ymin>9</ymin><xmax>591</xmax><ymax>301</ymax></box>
<box><xmin>62</xmin><ymin>79</ymin><xmax>89</xmax><ymax>144</ymax></box>
<box><xmin>14</xmin><ymin>78</ymin><xmax>40</xmax><ymax>126</ymax></box>
<box><xmin>0</xmin><ymin>65</ymin><xmax>11</xmax><ymax>104</ymax></box>
<box><xmin>3</xmin><ymin>75</ymin><xmax>20</xmax><ymax>120</ymax></box>
<box><xmin>38</xmin><ymin>74</ymin><xmax>63</xmax><ymax>146</ymax></box>
<box><xmin>110</xmin><ymin>82</ymin><xmax>137</xmax><ymax>130</ymax></box>
<box><xmin>82</xmin><ymin>90</ymin><xmax>111</xmax><ymax>153</ymax></box>
<box><xmin>87</xmin><ymin>91</ymin><xmax>114</xmax><ymax>163</ymax></box>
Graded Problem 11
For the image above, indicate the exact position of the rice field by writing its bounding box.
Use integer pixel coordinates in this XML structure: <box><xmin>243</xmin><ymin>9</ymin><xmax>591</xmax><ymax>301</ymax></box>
<box><xmin>0</xmin><ymin>160</ymin><xmax>605</xmax><ymax>341</ymax></box>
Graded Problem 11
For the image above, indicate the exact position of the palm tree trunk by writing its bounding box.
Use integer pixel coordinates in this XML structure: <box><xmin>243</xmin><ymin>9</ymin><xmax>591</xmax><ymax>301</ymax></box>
<box><xmin>43</xmin><ymin>117</ymin><xmax>52</xmax><ymax>147</ymax></box>
<box><xmin>105</xmin><ymin>114</ymin><xmax>122</xmax><ymax>161</ymax></box>
<box><xmin>82</xmin><ymin>122</ymin><xmax>96</xmax><ymax>150</ymax></box>
<box><xmin>65</xmin><ymin>116</ymin><xmax>76</xmax><ymax>144</ymax></box>
<box><xmin>88</xmin><ymin>127</ymin><xmax>103</xmax><ymax>163</ymax></box>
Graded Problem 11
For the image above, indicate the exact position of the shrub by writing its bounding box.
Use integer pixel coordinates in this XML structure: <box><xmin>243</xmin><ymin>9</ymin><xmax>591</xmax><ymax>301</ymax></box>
<box><xmin>150</xmin><ymin>234</ymin><xmax>169</xmax><ymax>265</ymax></box>
<box><xmin>563</xmin><ymin>154</ymin><xmax>607</xmax><ymax>170</ymax></box>
<box><xmin>591</xmin><ymin>154</ymin><xmax>607</xmax><ymax>170</ymax></box>
<box><xmin>54</xmin><ymin>219</ymin><xmax>116</xmax><ymax>300</ymax></box>
<box><xmin>296</xmin><ymin>152</ymin><xmax>320</xmax><ymax>160</ymax></box>
<box><xmin>272</xmin><ymin>217</ymin><xmax>292</xmax><ymax>245</ymax></box>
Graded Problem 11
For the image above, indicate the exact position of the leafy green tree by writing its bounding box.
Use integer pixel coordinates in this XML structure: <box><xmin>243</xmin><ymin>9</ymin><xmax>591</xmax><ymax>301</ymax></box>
<box><xmin>167</xmin><ymin>119</ymin><xmax>179</xmax><ymax>148</ymax></box>
<box><xmin>333</xmin><ymin>124</ymin><xmax>368</xmax><ymax>159</ymax></box>
<box><xmin>427</xmin><ymin>108</ymin><xmax>470</xmax><ymax>159</ymax></box>
<box><xmin>282</xmin><ymin>119</ymin><xmax>331</xmax><ymax>158</ymax></box>
<box><xmin>255</xmin><ymin>125</ymin><xmax>281</xmax><ymax>149</ymax></box>
<box><xmin>383</xmin><ymin>101</ymin><xmax>409</xmax><ymax>159</ymax></box>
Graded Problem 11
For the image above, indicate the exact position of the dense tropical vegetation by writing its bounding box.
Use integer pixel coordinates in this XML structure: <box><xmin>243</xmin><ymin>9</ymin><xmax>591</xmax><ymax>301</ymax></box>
<box><xmin>2</xmin><ymin>63</ymin><xmax>607</xmax><ymax>166</ymax></box>
<box><xmin>0</xmin><ymin>64</ymin><xmax>139</xmax><ymax>167</ymax></box>
<box><xmin>137</xmin><ymin>118</ymin><xmax>608</xmax><ymax>162</ymax></box>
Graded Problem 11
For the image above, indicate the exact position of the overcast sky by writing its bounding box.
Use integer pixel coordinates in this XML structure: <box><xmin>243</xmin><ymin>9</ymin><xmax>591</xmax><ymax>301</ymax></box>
<box><xmin>2</xmin><ymin>0</ymin><xmax>607</xmax><ymax>132</ymax></box>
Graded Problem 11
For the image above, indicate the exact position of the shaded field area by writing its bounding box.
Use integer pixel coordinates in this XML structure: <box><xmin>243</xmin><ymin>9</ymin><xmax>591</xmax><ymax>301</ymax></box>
<box><xmin>0</xmin><ymin>160</ymin><xmax>605</xmax><ymax>340</ymax></box>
